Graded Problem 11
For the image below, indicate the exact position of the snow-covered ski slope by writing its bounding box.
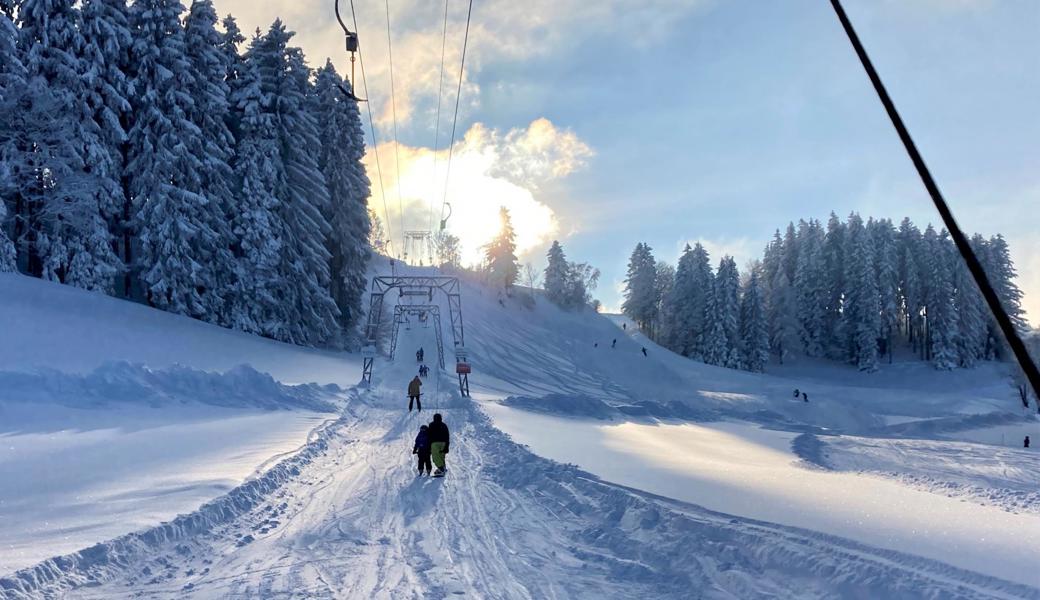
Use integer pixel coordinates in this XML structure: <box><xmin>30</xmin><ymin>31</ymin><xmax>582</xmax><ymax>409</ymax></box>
<box><xmin>2</xmin><ymin>268</ymin><xmax>1039</xmax><ymax>598</ymax></box>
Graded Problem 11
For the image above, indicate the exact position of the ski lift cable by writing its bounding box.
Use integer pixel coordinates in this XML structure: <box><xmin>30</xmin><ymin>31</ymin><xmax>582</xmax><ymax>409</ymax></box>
<box><xmin>384</xmin><ymin>0</ymin><xmax>407</xmax><ymax>258</ymax></box>
<box><xmin>427</xmin><ymin>0</ymin><xmax>450</xmax><ymax>234</ymax></box>
<box><xmin>438</xmin><ymin>0</ymin><xmax>474</xmax><ymax>232</ymax></box>
<box><xmin>342</xmin><ymin>0</ymin><xmax>395</xmax><ymax>256</ymax></box>
<box><xmin>830</xmin><ymin>0</ymin><xmax>1040</xmax><ymax>401</ymax></box>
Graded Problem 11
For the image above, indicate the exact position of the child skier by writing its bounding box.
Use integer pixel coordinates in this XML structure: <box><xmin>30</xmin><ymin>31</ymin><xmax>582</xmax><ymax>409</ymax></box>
<box><xmin>413</xmin><ymin>425</ymin><xmax>432</xmax><ymax>475</ymax></box>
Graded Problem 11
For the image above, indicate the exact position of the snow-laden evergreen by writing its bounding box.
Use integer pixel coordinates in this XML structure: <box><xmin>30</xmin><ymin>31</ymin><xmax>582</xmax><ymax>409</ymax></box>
<box><xmin>183</xmin><ymin>0</ymin><xmax>237</xmax><ymax>323</ymax></box>
<box><xmin>312</xmin><ymin>60</ymin><xmax>371</xmax><ymax>339</ymax></box>
<box><xmin>249</xmin><ymin>21</ymin><xmax>339</xmax><ymax>345</ymax></box>
<box><xmin>739</xmin><ymin>269</ymin><xmax>769</xmax><ymax>372</ymax></box>
<box><xmin>17</xmin><ymin>0</ymin><xmax>121</xmax><ymax>291</ymax></box>
<box><xmin>483</xmin><ymin>206</ymin><xmax>519</xmax><ymax>290</ymax></box>
<box><xmin>544</xmin><ymin>240</ymin><xmax>568</xmax><ymax>305</ymax></box>
<box><xmin>622</xmin><ymin>242</ymin><xmax>659</xmax><ymax>335</ymax></box>
<box><xmin>1</xmin><ymin>5</ymin><xmax>375</xmax><ymax>350</ymax></box>
<box><xmin>645</xmin><ymin>212</ymin><xmax>1028</xmax><ymax>374</ymax></box>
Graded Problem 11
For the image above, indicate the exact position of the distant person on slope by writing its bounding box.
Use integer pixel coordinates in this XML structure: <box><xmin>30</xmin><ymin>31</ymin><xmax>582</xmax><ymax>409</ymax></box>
<box><xmin>408</xmin><ymin>375</ymin><xmax>423</xmax><ymax>412</ymax></box>
<box><xmin>612</xmin><ymin>339</ymin><xmax>616</xmax><ymax>349</ymax></box>
<box><xmin>413</xmin><ymin>425</ymin><xmax>432</xmax><ymax>475</ymax></box>
<box><xmin>428</xmin><ymin>413</ymin><xmax>450</xmax><ymax>476</ymax></box>
<box><xmin>641</xmin><ymin>346</ymin><xmax>647</xmax><ymax>357</ymax></box>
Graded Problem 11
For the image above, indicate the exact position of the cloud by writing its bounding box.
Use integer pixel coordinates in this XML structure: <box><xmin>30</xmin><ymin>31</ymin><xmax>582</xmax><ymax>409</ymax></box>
<box><xmin>364</xmin><ymin>118</ymin><xmax>592</xmax><ymax>266</ymax></box>
<box><xmin>212</xmin><ymin>0</ymin><xmax>712</xmax><ymax>131</ymax></box>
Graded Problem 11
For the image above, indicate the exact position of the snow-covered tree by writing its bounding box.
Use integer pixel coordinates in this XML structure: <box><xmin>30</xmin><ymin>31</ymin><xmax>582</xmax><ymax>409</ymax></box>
<box><xmin>870</xmin><ymin>218</ymin><xmax>899</xmax><ymax>363</ymax></box>
<box><xmin>822</xmin><ymin>212</ymin><xmax>846</xmax><ymax>358</ymax></box>
<box><xmin>184</xmin><ymin>0</ymin><xmax>238</xmax><ymax>322</ymax></box>
<box><xmin>897</xmin><ymin>218</ymin><xmax>924</xmax><ymax>353</ymax></box>
<box><xmin>0</xmin><ymin>11</ymin><xmax>24</xmax><ymax>272</ymax></box>
<box><xmin>622</xmin><ymin>242</ymin><xmax>659</xmax><ymax>335</ymax></box>
<box><xmin>715</xmin><ymin>255</ymin><xmax>742</xmax><ymax>368</ymax></box>
<box><xmin>313</xmin><ymin>60</ymin><xmax>371</xmax><ymax>337</ymax></box>
<box><xmin>18</xmin><ymin>0</ymin><xmax>120</xmax><ymax>291</ymax></box>
<box><xmin>669</xmin><ymin>242</ymin><xmax>712</xmax><ymax>358</ymax></box>
<box><xmin>484</xmin><ymin>206</ymin><xmax>519</xmax><ymax>290</ymax></box>
<box><xmin>795</xmin><ymin>219</ymin><xmax>827</xmax><ymax>357</ymax></box>
<box><xmin>126</xmin><ymin>0</ymin><xmax>228</xmax><ymax>314</ymax></box>
<box><xmin>250</xmin><ymin>20</ymin><xmax>339</xmax><ymax>344</ymax></box>
<box><xmin>982</xmin><ymin>234</ymin><xmax>1029</xmax><ymax>357</ymax></box>
<box><xmin>740</xmin><ymin>269</ymin><xmax>769</xmax><ymax>372</ymax></box>
<box><xmin>922</xmin><ymin>226</ymin><xmax>959</xmax><ymax>369</ymax></box>
<box><xmin>219</xmin><ymin>14</ymin><xmax>246</xmax><ymax>138</ymax></box>
<box><xmin>954</xmin><ymin>244</ymin><xmax>987</xmax><ymax>367</ymax></box>
<box><xmin>842</xmin><ymin>213</ymin><xmax>880</xmax><ymax>371</ymax></box>
<box><xmin>768</xmin><ymin>268</ymin><xmax>799</xmax><ymax>364</ymax></box>
<box><xmin>655</xmin><ymin>260</ymin><xmax>676</xmax><ymax>346</ymax></box>
<box><xmin>79</xmin><ymin>0</ymin><xmax>132</xmax><ymax>250</ymax></box>
<box><xmin>225</xmin><ymin>48</ymin><xmax>284</xmax><ymax>337</ymax></box>
<box><xmin>544</xmin><ymin>240</ymin><xmax>568</xmax><ymax>304</ymax></box>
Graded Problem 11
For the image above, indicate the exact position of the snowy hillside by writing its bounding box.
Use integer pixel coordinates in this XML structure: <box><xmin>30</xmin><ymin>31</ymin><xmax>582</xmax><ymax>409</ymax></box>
<box><xmin>2</xmin><ymin>268</ymin><xmax>1039</xmax><ymax>598</ymax></box>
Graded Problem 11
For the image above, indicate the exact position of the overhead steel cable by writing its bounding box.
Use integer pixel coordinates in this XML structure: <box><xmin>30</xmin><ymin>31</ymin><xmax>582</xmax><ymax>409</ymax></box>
<box><xmin>384</xmin><ymin>0</ymin><xmax>407</xmax><ymax>259</ymax></box>
<box><xmin>428</xmin><ymin>0</ymin><xmax>450</xmax><ymax>234</ymax></box>
<box><xmin>830</xmin><ymin>0</ymin><xmax>1040</xmax><ymax>401</ymax></box>
<box><xmin>438</xmin><ymin>0</ymin><xmax>474</xmax><ymax>230</ymax></box>
<box><xmin>341</xmin><ymin>0</ymin><xmax>394</xmax><ymax>257</ymax></box>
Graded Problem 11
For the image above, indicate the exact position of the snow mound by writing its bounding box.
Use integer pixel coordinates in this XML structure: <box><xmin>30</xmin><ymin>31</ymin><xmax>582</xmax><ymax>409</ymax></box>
<box><xmin>795</xmin><ymin>433</ymin><xmax>1040</xmax><ymax>515</ymax></box>
<box><xmin>0</xmin><ymin>362</ymin><xmax>341</xmax><ymax>413</ymax></box>
<box><xmin>0</xmin><ymin>408</ymin><xmax>346</xmax><ymax>598</ymax></box>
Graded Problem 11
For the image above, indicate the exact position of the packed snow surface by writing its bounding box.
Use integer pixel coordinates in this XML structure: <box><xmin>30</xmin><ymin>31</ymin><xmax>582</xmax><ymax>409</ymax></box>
<box><xmin>2</xmin><ymin>269</ymin><xmax>1039</xmax><ymax>598</ymax></box>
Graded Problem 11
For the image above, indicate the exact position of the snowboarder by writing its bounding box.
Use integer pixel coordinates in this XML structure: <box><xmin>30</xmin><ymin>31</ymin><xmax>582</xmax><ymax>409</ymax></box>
<box><xmin>641</xmin><ymin>346</ymin><xmax>647</xmax><ymax>357</ymax></box>
<box><xmin>413</xmin><ymin>425</ymin><xmax>432</xmax><ymax>475</ymax></box>
<box><xmin>793</xmin><ymin>388</ymin><xmax>800</xmax><ymax>398</ymax></box>
<box><xmin>408</xmin><ymin>375</ymin><xmax>422</xmax><ymax>412</ymax></box>
<box><xmin>1025</xmin><ymin>435</ymin><xmax>1031</xmax><ymax>449</ymax></box>
<box><xmin>612</xmin><ymin>339</ymin><xmax>616</xmax><ymax>349</ymax></box>
<box><xmin>802</xmin><ymin>392</ymin><xmax>808</xmax><ymax>403</ymax></box>
<box><xmin>416</xmin><ymin>347</ymin><xmax>424</xmax><ymax>363</ymax></box>
<box><xmin>428</xmin><ymin>413</ymin><xmax>450</xmax><ymax>476</ymax></box>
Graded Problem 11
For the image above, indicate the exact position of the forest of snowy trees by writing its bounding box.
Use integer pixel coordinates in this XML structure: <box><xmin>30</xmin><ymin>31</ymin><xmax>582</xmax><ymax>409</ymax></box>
<box><xmin>0</xmin><ymin>0</ymin><xmax>372</xmax><ymax>348</ymax></box>
<box><xmin>624</xmin><ymin>213</ymin><xmax>1028</xmax><ymax>373</ymax></box>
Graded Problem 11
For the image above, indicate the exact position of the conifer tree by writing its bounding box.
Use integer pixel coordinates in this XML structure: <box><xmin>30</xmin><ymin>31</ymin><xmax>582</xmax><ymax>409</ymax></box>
<box><xmin>768</xmin><ymin>268</ymin><xmax>799</xmax><ymax>364</ymax></box>
<box><xmin>822</xmin><ymin>212</ymin><xmax>846</xmax><ymax>358</ymax></box>
<box><xmin>715</xmin><ymin>255</ymin><xmax>742</xmax><ymax>368</ymax></box>
<box><xmin>740</xmin><ymin>269</ymin><xmax>769</xmax><ymax>372</ymax></box>
<box><xmin>544</xmin><ymin>240</ymin><xmax>568</xmax><ymax>305</ymax></box>
<box><xmin>484</xmin><ymin>206</ymin><xmax>519</xmax><ymax>290</ymax></box>
<box><xmin>622</xmin><ymin>242</ymin><xmax>659</xmax><ymax>334</ymax></box>
<box><xmin>226</xmin><ymin>52</ymin><xmax>284</xmax><ymax>337</ymax></box>
<box><xmin>922</xmin><ymin>227</ymin><xmax>959</xmax><ymax>369</ymax></box>
<box><xmin>795</xmin><ymin>219</ymin><xmax>827</xmax><ymax>356</ymax></box>
<box><xmin>313</xmin><ymin>60</ymin><xmax>371</xmax><ymax>337</ymax></box>
<box><xmin>251</xmin><ymin>20</ymin><xmax>340</xmax><ymax>344</ymax></box>
<box><xmin>842</xmin><ymin>213</ymin><xmax>880</xmax><ymax>371</ymax></box>
<box><xmin>870</xmin><ymin>218</ymin><xmax>900</xmax><ymax>363</ymax></box>
<box><xmin>18</xmin><ymin>0</ymin><xmax>120</xmax><ymax>291</ymax></box>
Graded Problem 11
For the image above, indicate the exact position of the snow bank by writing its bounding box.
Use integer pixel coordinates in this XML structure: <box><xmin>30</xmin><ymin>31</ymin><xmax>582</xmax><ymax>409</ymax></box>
<box><xmin>0</xmin><ymin>409</ymin><xmax>345</xmax><ymax>599</ymax></box>
<box><xmin>0</xmin><ymin>273</ymin><xmax>361</xmax><ymax>386</ymax></box>
<box><xmin>796</xmin><ymin>433</ymin><xmax>1040</xmax><ymax>515</ymax></box>
<box><xmin>0</xmin><ymin>361</ymin><xmax>340</xmax><ymax>413</ymax></box>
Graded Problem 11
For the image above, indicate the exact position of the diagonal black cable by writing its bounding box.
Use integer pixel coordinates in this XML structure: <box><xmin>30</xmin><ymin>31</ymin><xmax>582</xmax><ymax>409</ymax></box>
<box><xmin>830</xmin><ymin>0</ymin><xmax>1040</xmax><ymax>403</ymax></box>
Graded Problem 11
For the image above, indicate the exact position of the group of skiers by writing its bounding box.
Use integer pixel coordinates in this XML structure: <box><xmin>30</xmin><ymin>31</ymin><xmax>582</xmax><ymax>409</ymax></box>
<box><xmin>412</xmin><ymin>413</ymin><xmax>450</xmax><ymax>477</ymax></box>
<box><xmin>418</xmin><ymin>365</ymin><xmax>430</xmax><ymax>377</ymax></box>
<box><xmin>592</xmin><ymin>337</ymin><xmax>647</xmax><ymax>357</ymax></box>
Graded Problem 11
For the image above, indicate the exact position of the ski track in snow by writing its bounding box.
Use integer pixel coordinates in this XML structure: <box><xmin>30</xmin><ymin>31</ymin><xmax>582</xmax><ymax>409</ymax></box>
<box><xmin>3</xmin><ymin>375</ymin><xmax>1038</xmax><ymax>599</ymax></box>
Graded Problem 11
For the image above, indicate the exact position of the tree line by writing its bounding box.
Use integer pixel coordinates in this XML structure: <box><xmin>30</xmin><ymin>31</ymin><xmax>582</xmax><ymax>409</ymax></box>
<box><xmin>0</xmin><ymin>0</ymin><xmax>371</xmax><ymax>348</ymax></box>
<box><xmin>623</xmin><ymin>213</ymin><xmax>1028</xmax><ymax>373</ymax></box>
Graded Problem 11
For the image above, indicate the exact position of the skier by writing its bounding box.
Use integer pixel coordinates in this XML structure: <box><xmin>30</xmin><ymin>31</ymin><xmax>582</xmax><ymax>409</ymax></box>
<box><xmin>612</xmin><ymin>339</ymin><xmax>616</xmax><ymax>349</ymax></box>
<box><xmin>641</xmin><ymin>346</ymin><xmax>647</xmax><ymax>357</ymax></box>
<box><xmin>594</xmin><ymin>342</ymin><xmax>598</xmax><ymax>348</ymax></box>
<box><xmin>802</xmin><ymin>392</ymin><xmax>808</xmax><ymax>403</ymax></box>
<box><xmin>428</xmin><ymin>413</ymin><xmax>450</xmax><ymax>476</ymax></box>
<box><xmin>416</xmin><ymin>347</ymin><xmax>425</xmax><ymax>363</ymax></box>
<box><xmin>622</xmin><ymin>323</ymin><xmax>627</xmax><ymax>330</ymax></box>
<box><xmin>413</xmin><ymin>425</ymin><xmax>432</xmax><ymax>475</ymax></box>
<box><xmin>793</xmin><ymin>388</ymin><xmax>800</xmax><ymax>398</ymax></box>
<box><xmin>1025</xmin><ymin>435</ymin><xmax>1031</xmax><ymax>449</ymax></box>
<box><xmin>408</xmin><ymin>375</ymin><xmax>423</xmax><ymax>412</ymax></box>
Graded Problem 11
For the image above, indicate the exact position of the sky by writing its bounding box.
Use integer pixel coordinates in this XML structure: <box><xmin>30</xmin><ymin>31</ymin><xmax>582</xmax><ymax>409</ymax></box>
<box><xmin>213</xmin><ymin>0</ymin><xmax>1039</xmax><ymax>323</ymax></box>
